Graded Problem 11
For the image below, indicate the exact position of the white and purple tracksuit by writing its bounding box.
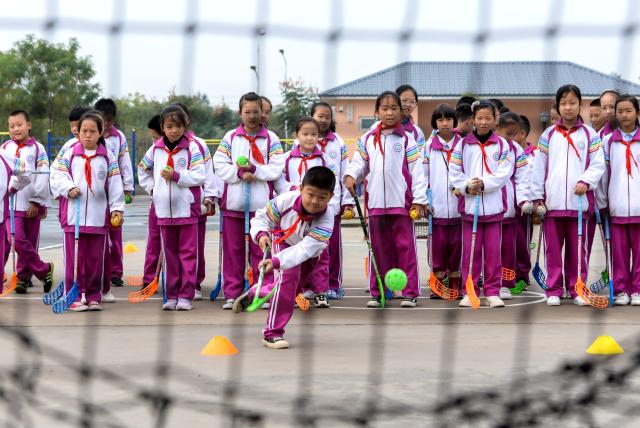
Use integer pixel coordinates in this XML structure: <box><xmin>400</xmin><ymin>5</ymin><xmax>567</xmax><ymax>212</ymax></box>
<box><xmin>422</xmin><ymin>132</ymin><xmax>463</xmax><ymax>288</ymax></box>
<box><xmin>52</xmin><ymin>144</ymin><xmax>125</xmax><ymax>303</ymax></box>
<box><xmin>317</xmin><ymin>130</ymin><xmax>353</xmax><ymax>294</ymax></box>
<box><xmin>599</xmin><ymin>127</ymin><xmax>640</xmax><ymax>296</ymax></box>
<box><xmin>213</xmin><ymin>125</ymin><xmax>284</xmax><ymax>300</ymax></box>
<box><xmin>344</xmin><ymin>123</ymin><xmax>427</xmax><ymax>299</ymax></box>
<box><xmin>449</xmin><ymin>131</ymin><xmax>513</xmax><ymax>297</ymax></box>
<box><xmin>1</xmin><ymin>138</ymin><xmax>51</xmax><ymax>284</ymax></box>
<box><xmin>530</xmin><ymin>119</ymin><xmax>605</xmax><ymax>298</ymax></box>
<box><xmin>138</xmin><ymin>136</ymin><xmax>206</xmax><ymax>301</ymax></box>
<box><xmin>250</xmin><ymin>191</ymin><xmax>333</xmax><ymax>339</ymax></box>
<box><xmin>515</xmin><ymin>143</ymin><xmax>537</xmax><ymax>283</ymax></box>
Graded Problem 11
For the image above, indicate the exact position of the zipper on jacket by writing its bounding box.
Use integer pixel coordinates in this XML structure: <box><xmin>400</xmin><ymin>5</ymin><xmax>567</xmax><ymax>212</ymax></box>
<box><xmin>84</xmin><ymin>181</ymin><xmax>89</xmax><ymax>227</ymax></box>
<box><xmin>169</xmin><ymin>180</ymin><xmax>173</xmax><ymax>218</ymax></box>
<box><xmin>565</xmin><ymin>144</ymin><xmax>569</xmax><ymax>210</ymax></box>
<box><xmin>382</xmin><ymin>136</ymin><xmax>386</xmax><ymax>209</ymax></box>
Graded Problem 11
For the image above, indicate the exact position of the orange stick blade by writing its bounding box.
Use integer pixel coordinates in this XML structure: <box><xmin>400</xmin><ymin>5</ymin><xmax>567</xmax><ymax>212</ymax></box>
<box><xmin>295</xmin><ymin>293</ymin><xmax>310</xmax><ymax>311</ymax></box>
<box><xmin>126</xmin><ymin>276</ymin><xmax>144</xmax><ymax>287</ymax></box>
<box><xmin>128</xmin><ymin>278</ymin><xmax>158</xmax><ymax>303</ymax></box>
<box><xmin>0</xmin><ymin>273</ymin><xmax>17</xmax><ymax>297</ymax></box>
<box><xmin>576</xmin><ymin>279</ymin><xmax>609</xmax><ymax>309</ymax></box>
<box><xmin>465</xmin><ymin>275</ymin><xmax>480</xmax><ymax>309</ymax></box>
<box><xmin>501</xmin><ymin>268</ymin><xmax>515</xmax><ymax>281</ymax></box>
<box><xmin>429</xmin><ymin>273</ymin><xmax>459</xmax><ymax>300</ymax></box>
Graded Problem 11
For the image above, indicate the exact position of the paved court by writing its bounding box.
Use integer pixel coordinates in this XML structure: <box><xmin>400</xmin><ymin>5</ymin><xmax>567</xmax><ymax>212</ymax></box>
<box><xmin>1</xmin><ymin>196</ymin><xmax>637</xmax><ymax>427</ymax></box>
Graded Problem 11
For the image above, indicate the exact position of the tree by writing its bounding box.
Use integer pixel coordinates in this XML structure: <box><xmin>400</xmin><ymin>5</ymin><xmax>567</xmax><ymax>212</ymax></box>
<box><xmin>0</xmin><ymin>35</ymin><xmax>100</xmax><ymax>139</ymax></box>
<box><xmin>270</xmin><ymin>79</ymin><xmax>319</xmax><ymax>140</ymax></box>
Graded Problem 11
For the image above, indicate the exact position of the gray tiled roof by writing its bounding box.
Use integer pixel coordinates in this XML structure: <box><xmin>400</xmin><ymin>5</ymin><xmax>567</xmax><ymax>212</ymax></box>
<box><xmin>320</xmin><ymin>61</ymin><xmax>640</xmax><ymax>98</ymax></box>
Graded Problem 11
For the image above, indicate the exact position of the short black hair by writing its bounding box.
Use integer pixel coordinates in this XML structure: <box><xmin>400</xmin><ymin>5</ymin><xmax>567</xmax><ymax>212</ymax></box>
<box><xmin>457</xmin><ymin>96</ymin><xmax>476</xmax><ymax>107</ymax></box>
<box><xmin>78</xmin><ymin>110</ymin><xmax>107</xmax><ymax>145</ymax></box>
<box><xmin>498</xmin><ymin>111</ymin><xmax>522</xmax><ymax>129</ymax></box>
<box><xmin>261</xmin><ymin>96</ymin><xmax>273</xmax><ymax>110</ymax></box>
<box><xmin>555</xmin><ymin>84</ymin><xmax>582</xmax><ymax>107</ymax></box>
<box><xmin>295</xmin><ymin>116</ymin><xmax>319</xmax><ymax>134</ymax></box>
<box><xmin>9</xmin><ymin>110</ymin><xmax>30</xmax><ymax>122</ymax></box>
<box><xmin>456</xmin><ymin>103</ymin><xmax>473</xmax><ymax>122</ymax></box>
<box><xmin>159</xmin><ymin>105</ymin><xmax>188</xmax><ymax>129</ymax></box>
<box><xmin>374</xmin><ymin>91</ymin><xmax>401</xmax><ymax>113</ymax></box>
<box><xmin>488</xmin><ymin>98</ymin><xmax>505</xmax><ymax>111</ymax></box>
<box><xmin>171</xmin><ymin>102</ymin><xmax>190</xmax><ymax>119</ymax></box>
<box><xmin>95</xmin><ymin>98</ymin><xmax>117</xmax><ymax>118</ymax></box>
<box><xmin>519</xmin><ymin>114</ymin><xmax>531</xmax><ymax>135</ymax></box>
<box><xmin>147</xmin><ymin>114</ymin><xmax>162</xmax><ymax>135</ymax></box>
<box><xmin>395</xmin><ymin>84</ymin><xmax>418</xmax><ymax>102</ymax></box>
<box><xmin>431</xmin><ymin>103</ymin><xmax>457</xmax><ymax>129</ymax></box>
<box><xmin>310</xmin><ymin>101</ymin><xmax>336</xmax><ymax>133</ymax></box>
<box><xmin>239</xmin><ymin>92</ymin><xmax>262</xmax><ymax>112</ymax></box>
<box><xmin>301</xmin><ymin>166</ymin><xmax>336</xmax><ymax>193</ymax></box>
<box><xmin>472</xmin><ymin>100</ymin><xmax>497</xmax><ymax>118</ymax></box>
<box><xmin>68</xmin><ymin>105</ymin><xmax>90</xmax><ymax>122</ymax></box>
<box><xmin>590</xmin><ymin>98</ymin><xmax>601</xmax><ymax>108</ymax></box>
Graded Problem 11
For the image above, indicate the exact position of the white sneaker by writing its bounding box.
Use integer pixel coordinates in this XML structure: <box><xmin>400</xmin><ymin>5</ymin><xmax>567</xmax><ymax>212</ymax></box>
<box><xmin>303</xmin><ymin>290</ymin><xmax>315</xmax><ymax>300</ymax></box>
<box><xmin>222</xmin><ymin>298</ymin><xmax>235</xmax><ymax>310</ymax></box>
<box><xmin>162</xmin><ymin>299</ymin><xmax>177</xmax><ymax>310</ymax></box>
<box><xmin>546</xmin><ymin>296</ymin><xmax>561</xmax><ymax>306</ymax></box>
<box><xmin>400</xmin><ymin>297</ymin><xmax>417</xmax><ymax>308</ymax></box>
<box><xmin>499</xmin><ymin>287</ymin><xmax>513</xmax><ymax>300</ymax></box>
<box><xmin>574</xmin><ymin>296</ymin><xmax>588</xmax><ymax>306</ymax></box>
<box><xmin>459</xmin><ymin>295</ymin><xmax>471</xmax><ymax>307</ymax></box>
<box><xmin>69</xmin><ymin>302</ymin><xmax>89</xmax><ymax>312</ymax></box>
<box><xmin>81</xmin><ymin>293</ymin><xmax>87</xmax><ymax>304</ymax></box>
<box><xmin>102</xmin><ymin>291</ymin><xmax>116</xmax><ymax>303</ymax></box>
<box><xmin>487</xmin><ymin>296</ymin><xmax>505</xmax><ymax>308</ymax></box>
<box><xmin>261</xmin><ymin>302</ymin><xmax>270</xmax><ymax>310</ymax></box>
<box><xmin>366</xmin><ymin>298</ymin><xmax>382</xmax><ymax>308</ymax></box>
<box><xmin>262</xmin><ymin>336</ymin><xmax>289</xmax><ymax>349</ymax></box>
<box><xmin>631</xmin><ymin>293</ymin><xmax>640</xmax><ymax>306</ymax></box>
<box><xmin>176</xmin><ymin>298</ymin><xmax>193</xmax><ymax>311</ymax></box>
<box><xmin>88</xmin><ymin>301</ymin><xmax>103</xmax><ymax>311</ymax></box>
<box><xmin>615</xmin><ymin>292</ymin><xmax>630</xmax><ymax>306</ymax></box>
<box><xmin>194</xmin><ymin>289</ymin><xmax>202</xmax><ymax>301</ymax></box>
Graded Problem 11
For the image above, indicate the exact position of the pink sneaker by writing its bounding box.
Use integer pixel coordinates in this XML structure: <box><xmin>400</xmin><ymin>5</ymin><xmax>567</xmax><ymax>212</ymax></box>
<box><xmin>69</xmin><ymin>302</ymin><xmax>89</xmax><ymax>312</ymax></box>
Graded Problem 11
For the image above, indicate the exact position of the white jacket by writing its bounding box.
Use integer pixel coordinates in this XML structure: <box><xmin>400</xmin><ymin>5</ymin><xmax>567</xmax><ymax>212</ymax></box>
<box><xmin>0</xmin><ymin>153</ymin><xmax>30</xmax><ymax>222</ymax></box>
<box><xmin>250</xmin><ymin>191</ymin><xmax>333</xmax><ymax>270</ymax></box>
<box><xmin>530</xmin><ymin>120</ymin><xmax>605</xmax><ymax>215</ymax></box>
<box><xmin>423</xmin><ymin>133</ymin><xmax>462</xmax><ymax>223</ymax></box>
<box><xmin>1</xmin><ymin>138</ymin><xmax>50</xmax><ymax>212</ymax></box>
<box><xmin>50</xmin><ymin>138</ymin><xmax>78</xmax><ymax>199</ymax></box>
<box><xmin>503</xmin><ymin>141</ymin><xmax>530</xmax><ymax>220</ymax></box>
<box><xmin>274</xmin><ymin>144</ymin><xmax>341</xmax><ymax>216</ymax></box>
<box><xmin>317</xmin><ymin>130</ymin><xmax>354</xmax><ymax>209</ymax></box>
<box><xmin>344</xmin><ymin>124</ymin><xmax>427</xmax><ymax>216</ymax></box>
<box><xmin>188</xmin><ymin>132</ymin><xmax>223</xmax><ymax>201</ymax></box>
<box><xmin>449</xmin><ymin>132</ymin><xmax>513</xmax><ymax>220</ymax></box>
<box><xmin>53</xmin><ymin>143</ymin><xmax>124</xmax><ymax>233</ymax></box>
<box><xmin>597</xmin><ymin>128</ymin><xmax>640</xmax><ymax>221</ymax></box>
<box><xmin>138</xmin><ymin>137</ymin><xmax>206</xmax><ymax>225</ymax></box>
<box><xmin>105</xmin><ymin>127</ymin><xmax>134</xmax><ymax>192</ymax></box>
<box><xmin>213</xmin><ymin>125</ymin><xmax>284</xmax><ymax>215</ymax></box>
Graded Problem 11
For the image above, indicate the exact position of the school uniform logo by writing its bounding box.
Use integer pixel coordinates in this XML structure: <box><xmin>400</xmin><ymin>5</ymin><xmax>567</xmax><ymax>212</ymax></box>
<box><xmin>98</xmin><ymin>171</ymin><xmax>106</xmax><ymax>181</ymax></box>
<box><xmin>577</xmin><ymin>141</ymin><xmax>586</xmax><ymax>150</ymax></box>
<box><xmin>329</xmin><ymin>151</ymin><xmax>338</xmax><ymax>159</ymax></box>
<box><xmin>178</xmin><ymin>158</ymin><xmax>187</xmax><ymax>168</ymax></box>
<box><xmin>393</xmin><ymin>143</ymin><xmax>402</xmax><ymax>153</ymax></box>
<box><xmin>492</xmin><ymin>152</ymin><xmax>500</xmax><ymax>161</ymax></box>
<box><xmin>27</xmin><ymin>155</ymin><xmax>35</xmax><ymax>164</ymax></box>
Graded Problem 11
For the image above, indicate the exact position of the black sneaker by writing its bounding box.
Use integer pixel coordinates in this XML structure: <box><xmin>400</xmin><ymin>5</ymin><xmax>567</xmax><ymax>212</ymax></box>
<box><xmin>400</xmin><ymin>297</ymin><xmax>418</xmax><ymax>308</ymax></box>
<box><xmin>232</xmin><ymin>290</ymin><xmax>250</xmax><ymax>313</ymax></box>
<box><xmin>366</xmin><ymin>297</ymin><xmax>382</xmax><ymax>308</ymax></box>
<box><xmin>15</xmin><ymin>279</ymin><xmax>31</xmax><ymax>294</ymax></box>
<box><xmin>262</xmin><ymin>336</ymin><xmax>289</xmax><ymax>349</ymax></box>
<box><xmin>111</xmin><ymin>277</ymin><xmax>124</xmax><ymax>287</ymax></box>
<box><xmin>429</xmin><ymin>293</ymin><xmax>442</xmax><ymax>300</ymax></box>
<box><xmin>314</xmin><ymin>293</ymin><xmax>330</xmax><ymax>308</ymax></box>
<box><xmin>42</xmin><ymin>263</ymin><xmax>54</xmax><ymax>293</ymax></box>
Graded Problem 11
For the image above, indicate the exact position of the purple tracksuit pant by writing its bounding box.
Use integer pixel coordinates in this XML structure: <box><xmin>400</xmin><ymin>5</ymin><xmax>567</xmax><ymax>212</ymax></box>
<box><xmin>328</xmin><ymin>215</ymin><xmax>343</xmax><ymax>292</ymax></box>
<box><xmin>610</xmin><ymin>222</ymin><xmax>640</xmax><ymax>295</ymax></box>
<box><xmin>515</xmin><ymin>214</ymin><xmax>533</xmax><ymax>283</ymax></box>
<box><xmin>11</xmin><ymin>212</ymin><xmax>49</xmax><ymax>281</ymax></box>
<box><xmin>368</xmin><ymin>214</ymin><xmax>420</xmax><ymax>298</ymax></box>
<box><xmin>501</xmin><ymin>220</ymin><xmax>517</xmax><ymax>288</ymax></box>
<box><xmin>431</xmin><ymin>221</ymin><xmax>462</xmax><ymax>274</ymax></box>
<box><xmin>159</xmin><ymin>223</ymin><xmax>198</xmax><ymax>301</ymax></box>
<box><xmin>461</xmin><ymin>219</ymin><xmax>502</xmax><ymax>297</ymax></box>
<box><xmin>543</xmin><ymin>216</ymin><xmax>589</xmax><ymax>298</ymax></box>
<box><xmin>64</xmin><ymin>232</ymin><xmax>109</xmax><ymax>303</ymax></box>
<box><xmin>109</xmin><ymin>225</ymin><xmax>123</xmax><ymax>280</ymax></box>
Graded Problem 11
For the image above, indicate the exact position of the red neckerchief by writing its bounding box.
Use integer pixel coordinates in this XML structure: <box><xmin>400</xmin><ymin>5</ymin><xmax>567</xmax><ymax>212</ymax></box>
<box><xmin>555</xmin><ymin>125</ymin><xmax>582</xmax><ymax>161</ymax></box>
<box><xmin>273</xmin><ymin>213</ymin><xmax>313</xmax><ymax>245</ymax></box>
<box><xmin>81</xmin><ymin>153</ymin><xmax>98</xmax><ymax>194</ymax></box>
<box><xmin>373</xmin><ymin>122</ymin><xmax>399</xmax><ymax>155</ymax></box>
<box><xmin>619</xmin><ymin>138</ymin><xmax>640</xmax><ymax>177</ymax></box>
<box><xmin>298</xmin><ymin>153</ymin><xmax>322</xmax><ymax>176</ymax></box>
<box><xmin>478</xmin><ymin>143</ymin><xmax>494</xmax><ymax>175</ymax></box>
<box><xmin>162</xmin><ymin>146</ymin><xmax>182</xmax><ymax>168</ymax></box>
<box><xmin>317</xmin><ymin>137</ymin><xmax>329</xmax><ymax>152</ymax></box>
<box><xmin>242</xmin><ymin>134</ymin><xmax>265</xmax><ymax>165</ymax></box>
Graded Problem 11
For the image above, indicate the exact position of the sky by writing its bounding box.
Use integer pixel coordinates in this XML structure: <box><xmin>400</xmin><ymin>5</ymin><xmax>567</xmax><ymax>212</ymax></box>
<box><xmin>0</xmin><ymin>0</ymin><xmax>638</xmax><ymax>106</ymax></box>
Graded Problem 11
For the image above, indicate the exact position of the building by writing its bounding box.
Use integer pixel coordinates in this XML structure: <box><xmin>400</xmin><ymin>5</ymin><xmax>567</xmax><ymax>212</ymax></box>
<box><xmin>320</xmin><ymin>61</ymin><xmax>640</xmax><ymax>147</ymax></box>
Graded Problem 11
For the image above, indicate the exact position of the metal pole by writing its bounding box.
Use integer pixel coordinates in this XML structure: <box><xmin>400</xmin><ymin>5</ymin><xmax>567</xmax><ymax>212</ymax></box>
<box><xmin>132</xmin><ymin>129</ymin><xmax>137</xmax><ymax>196</ymax></box>
<box><xmin>47</xmin><ymin>130</ymin><xmax>52</xmax><ymax>161</ymax></box>
<box><xmin>280</xmin><ymin>49</ymin><xmax>289</xmax><ymax>140</ymax></box>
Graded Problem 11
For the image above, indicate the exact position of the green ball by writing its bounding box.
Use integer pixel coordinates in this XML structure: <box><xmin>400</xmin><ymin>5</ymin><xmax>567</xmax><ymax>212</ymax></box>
<box><xmin>384</xmin><ymin>268</ymin><xmax>408</xmax><ymax>291</ymax></box>
<box><xmin>237</xmin><ymin>155</ymin><xmax>249</xmax><ymax>167</ymax></box>
<box><xmin>124</xmin><ymin>194</ymin><xmax>132</xmax><ymax>204</ymax></box>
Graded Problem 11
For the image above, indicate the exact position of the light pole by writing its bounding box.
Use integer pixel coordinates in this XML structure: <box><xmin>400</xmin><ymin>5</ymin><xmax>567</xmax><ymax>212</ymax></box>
<box><xmin>279</xmin><ymin>49</ymin><xmax>289</xmax><ymax>139</ymax></box>
<box><xmin>250</xmin><ymin>65</ymin><xmax>259</xmax><ymax>94</ymax></box>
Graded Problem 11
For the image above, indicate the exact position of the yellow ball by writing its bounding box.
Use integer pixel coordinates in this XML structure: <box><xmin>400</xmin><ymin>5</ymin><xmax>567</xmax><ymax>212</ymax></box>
<box><xmin>111</xmin><ymin>216</ymin><xmax>121</xmax><ymax>228</ymax></box>
<box><xmin>410</xmin><ymin>209</ymin><xmax>419</xmax><ymax>220</ymax></box>
<box><xmin>342</xmin><ymin>209</ymin><xmax>354</xmax><ymax>220</ymax></box>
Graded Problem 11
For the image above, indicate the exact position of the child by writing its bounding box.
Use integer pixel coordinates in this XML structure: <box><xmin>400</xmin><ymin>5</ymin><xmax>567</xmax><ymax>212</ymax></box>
<box><xmin>454</xmin><ymin>103</ymin><xmax>474</xmax><ymax>137</ymax></box>
<box><xmin>449</xmin><ymin>100</ymin><xmax>514</xmax><ymax>308</ymax></box>
<box><xmin>261</xmin><ymin>96</ymin><xmax>273</xmax><ymax>128</ymax></box>
<box><xmin>310</xmin><ymin>101</ymin><xmax>354</xmax><ymax>300</ymax></box>
<box><xmin>213</xmin><ymin>92</ymin><xmax>284</xmax><ymax>310</ymax></box>
<box><xmin>422</xmin><ymin>104</ymin><xmax>463</xmax><ymax>298</ymax></box>
<box><xmin>53</xmin><ymin>110</ymin><xmax>124</xmax><ymax>311</ymax></box>
<box><xmin>531</xmin><ymin>85</ymin><xmax>605</xmax><ymax>306</ymax></box>
<box><xmin>599</xmin><ymin>94</ymin><xmax>640</xmax><ymax>306</ymax></box>
<box><xmin>514</xmin><ymin>114</ymin><xmax>536</xmax><ymax>287</ymax></box>
<box><xmin>2</xmin><ymin>110</ymin><xmax>53</xmax><ymax>294</ymax></box>
<box><xmin>344</xmin><ymin>91</ymin><xmax>428</xmax><ymax>308</ymax></box>
<box><xmin>599</xmin><ymin>89</ymin><xmax>620</xmax><ymax>138</ymax></box>
<box><xmin>147</xmin><ymin>114</ymin><xmax>162</xmax><ymax>141</ymax></box>
<box><xmin>274</xmin><ymin>117</ymin><xmax>340</xmax><ymax>307</ymax></box>
<box><xmin>95</xmin><ymin>98</ymin><xmax>134</xmax><ymax>293</ymax></box>
<box><xmin>550</xmin><ymin>104</ymin><xmax>561</xmax><ymax>124</ymax></box>
<box><xmin>234</xmin><ymin>166</ymin><xmax>336</xmax><ymax>349</ymax></box>
<box><xmin>138</xmin><ymin>106</ymin><xmax>206</xmax><ymax>311</ymax></box>
<box><xmin>495</xmin><ymin>112</ymin><xmax>532</xmax><ymax>300</ymax></box>
<box><xmin>589</xmin><ymin>98</ymin><xmax>606</xmax><ymax>133</ymax></box>
<box><xmin>397</xmin><ymin>85</ymin><xmax>427</xmax><ymax>152</ymax></box>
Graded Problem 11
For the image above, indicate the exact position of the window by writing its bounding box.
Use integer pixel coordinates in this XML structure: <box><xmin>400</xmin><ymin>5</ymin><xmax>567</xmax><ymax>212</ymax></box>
<box><xmin>359</xmin><ymin>117</ymin><xmax>376</xmax><ymax>131</ymax></box>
